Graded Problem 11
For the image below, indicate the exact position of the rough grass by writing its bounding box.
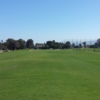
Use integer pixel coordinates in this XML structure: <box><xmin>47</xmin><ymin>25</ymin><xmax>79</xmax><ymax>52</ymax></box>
<box><xmin>0</xmin><ymin>50</ymin><xmax>100</xmax><ymax>100</ymax></box>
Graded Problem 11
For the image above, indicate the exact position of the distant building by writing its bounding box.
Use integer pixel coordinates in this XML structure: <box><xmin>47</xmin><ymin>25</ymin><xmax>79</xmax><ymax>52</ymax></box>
<box><xmin>34</xmin><ymin>43</ymin><xmax>45</xmax><ymax>49</ymax></box>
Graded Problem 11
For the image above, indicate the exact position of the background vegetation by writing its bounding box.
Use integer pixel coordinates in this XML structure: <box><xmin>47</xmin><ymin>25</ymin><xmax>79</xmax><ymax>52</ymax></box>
<box><xmin>0</xmin><ymin>38</ymin><xmax>100</xmax><ymax>50</ymax></box>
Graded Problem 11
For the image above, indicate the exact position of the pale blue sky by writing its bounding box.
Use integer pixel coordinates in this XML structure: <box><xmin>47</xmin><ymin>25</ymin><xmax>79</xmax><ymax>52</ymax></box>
<box><xmin>0</xmin><ymin>0</ymin><xmax>100</xmax><ymax>43</ymax></box>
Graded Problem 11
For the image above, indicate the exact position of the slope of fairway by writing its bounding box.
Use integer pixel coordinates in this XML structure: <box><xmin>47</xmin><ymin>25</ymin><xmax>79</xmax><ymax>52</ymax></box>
<box><xmin>0</xmin><ymin>50</ymin><xmax>100</xmax><ymax>100</ymax></box>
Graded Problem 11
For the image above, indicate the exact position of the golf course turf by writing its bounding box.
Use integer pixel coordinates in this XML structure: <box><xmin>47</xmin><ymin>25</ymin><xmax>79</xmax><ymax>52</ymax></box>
<box><xmin>0</xmin><ymin>50</ymin><xmax>100</xmax><ymax>100</ymax></box>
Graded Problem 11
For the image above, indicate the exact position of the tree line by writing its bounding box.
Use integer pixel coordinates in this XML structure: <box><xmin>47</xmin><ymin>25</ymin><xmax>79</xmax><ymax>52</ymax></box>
<box><xmin>0</xmin><ymin>38</ymin><xmax>34</xmax><ymax>50</ymax></box>
<box><xmin>0</xmin><ymin>38</ymin><xmax>100</xmax><ymax>51</ymax></box>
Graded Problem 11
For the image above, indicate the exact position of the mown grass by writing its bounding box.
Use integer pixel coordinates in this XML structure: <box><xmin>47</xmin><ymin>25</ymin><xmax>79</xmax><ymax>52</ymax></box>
<box><xmin>0</xmin><ymin>50</ymin><xmax>100</xmax><ymax>100</ymax></box>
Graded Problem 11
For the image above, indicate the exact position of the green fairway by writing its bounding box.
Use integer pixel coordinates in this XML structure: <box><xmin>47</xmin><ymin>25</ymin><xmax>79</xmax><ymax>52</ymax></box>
<box><xmin>0</xmin><ymin>50</ymin><xmax>100</xmax><ymax>100</ymax></box>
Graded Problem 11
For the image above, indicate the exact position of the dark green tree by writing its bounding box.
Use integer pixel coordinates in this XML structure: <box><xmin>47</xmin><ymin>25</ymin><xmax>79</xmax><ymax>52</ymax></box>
<box><xmin>0</xmin><ymin>40</ymin><xmax>4</xmax><ymax>50</ymax></box>
<box><xmin>97</xmin><ymin>38</ymin><xmax>100</xmax><ymax>47</ymax></box>
<box><xmin>82</xmin><ymin>42</ymin><xmax>86</xmax><ymax>48</ymax></box>
<box><xmin>18</xmin><ymin>39</ymin><xmax>26</xmax><ymax>49</ymax></box>
<box><xmin>63</xmin><ymin>41</ymin><xmax>71</xmax><ymax>49</ymax></box>
<box><xmin>15</xmin><ymin>41</ymin><xmax>20</xmax><ymax>49</ymax></box>
<box><xmin>6</xmin><ymin>38</ymin><xmax>16</xmax><ymax>50</ymax></box>
<box><xmin>46</xmin><ymin>40</ymin><xmax>55</xmax><ymax>49</ymax></box>
<box><xmin>26</xmin><ymin>39</ymin><xmax>34</xmax><ymax>48</ymax></box>
<box><xmin>79</xmin><ymin>44</ymin><xmax>82</xmax><ymax>48</ymax></box>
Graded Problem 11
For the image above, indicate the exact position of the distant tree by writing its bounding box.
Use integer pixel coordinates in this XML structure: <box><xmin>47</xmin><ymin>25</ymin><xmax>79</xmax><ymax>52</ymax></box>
<box><xmin>82</xmin><ymin>42</ymin><xmax>86</xmax><ymax>48</ymax></box>
<box><xmin>62</xmin><ymin>41</ymin><xmax>71</xmax><ymax>49</ymax></box>
<box><xmin>90</xmin><ymin>43</ymin><xmax>98</xmax><ymax>51</ymax></box>
<box><xmin>26</xmin><ymin>39</ymin><xmax>34</xmax><ymax>48</ymax></box>
<box><xmin>52</xmin><ymin>40</ymin><xmax>56</xmax><ymax>49</ymax></box>
<box><xmin>64</xmin><ymin>41</ymin><xmax>71</xmax><ymax>49</ymax></box>
<box><xmin>53</xmin><ymin>42</ymin><xmax>59</xmax><ymax>49</ymax></box>
<box><xmin>6</xmin><ymin>38</ymin><xmax>16</xmax><ymax>50</ymax></box>
<box><xmin>0</xmin><ymin>40</ymin><xmax>4</xmax><ymax>50</ymax></box>
<box><xmin>95</xmin><ymin>42</ymin><xmax>98</xmax><ymax>48</ymax></box>
<box><xmin>45</xmin><ymin>40</ymin><xmax>64</xmax><ymax>49</ymax></box>
<box><xmin>15</xmin><ymin>41</ymin><xmax>20</xmax><ymax>49</ymax></box>
<box><xmin>46</xmin><ymin>41</ymin><xmax>51</xmax><ymax>48</ymax></box>
<box><xmin>90</xmin><ymin>45</ymin><xmax>95</xmax><ymax>48</ymax></box>
<box><xmin>57</xmin><ymin>42</ymin><xmax>63</xmax><ymax>49</ymax></box>
<box><xmin>79</xmin><ymin>44</ymin><xmax>82</xmax><ymax>48</ymax></box>
<box><xmin>18</xmin><ymin>39</ymin><xmax>26</xmax><ymax>49</ymax></box>
<box><xmin>97</xmin><ymin>38</ymin><xmax>100</xmax><ymax>47</ymax></box>
<box><xmin>45</xmin><ymin>44</ymin><xmax>49</xmax><ymax>49</ymax></box>
<box><xmin>46</xmin><ymin>40</ymin><xmax>55</xmax><ymax>49</ymax></box>
<box><xmin>0</xmin><ymin>43</ymin><xmax>3</xmax><ymax>50</ymax></box>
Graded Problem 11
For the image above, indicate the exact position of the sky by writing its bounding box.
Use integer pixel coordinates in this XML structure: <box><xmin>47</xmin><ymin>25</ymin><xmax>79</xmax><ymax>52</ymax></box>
<box><xmin>0</xmin><ymin>0</ymin><xmax>100</xmax><ymax>43</ymax></box>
